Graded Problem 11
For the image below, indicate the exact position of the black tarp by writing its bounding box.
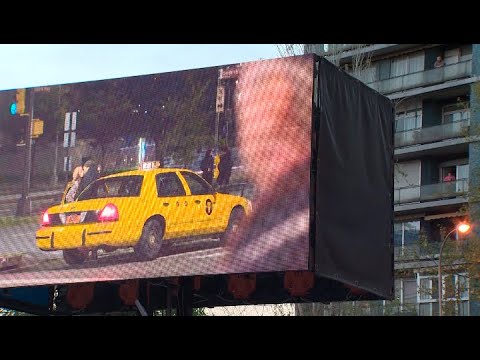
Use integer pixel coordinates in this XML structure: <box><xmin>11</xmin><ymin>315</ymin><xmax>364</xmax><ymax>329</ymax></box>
<box><xmin>313</xmin><ymin>56</ymin><xmax>394</xmax><ymax>300</ymax></box>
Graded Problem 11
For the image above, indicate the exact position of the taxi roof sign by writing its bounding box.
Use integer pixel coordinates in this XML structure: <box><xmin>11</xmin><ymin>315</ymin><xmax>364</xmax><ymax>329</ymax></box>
<box><xmin>141</xmin><ymin>161</ymin><xmax>161</xmax><ymax>170</ymax></box>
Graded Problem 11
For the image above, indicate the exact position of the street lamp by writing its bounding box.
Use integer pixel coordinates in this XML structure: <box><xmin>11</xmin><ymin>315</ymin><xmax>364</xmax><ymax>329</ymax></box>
<box><xmin>438</xmin><ymin>222</ymin><xmax>471</xmax><ymax>316</ymax></box>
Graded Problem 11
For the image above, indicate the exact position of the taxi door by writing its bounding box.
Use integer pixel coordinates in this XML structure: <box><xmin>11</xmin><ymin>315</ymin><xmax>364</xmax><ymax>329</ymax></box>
<box><xmin>154</xmin><ymin>172</ymin><xmax>190</xmax><ymax>238</ymax></box>
<box><xmin>178</xmin><ymin>171</ymin><xmax>216</xmax><ymax>236</ymax></box>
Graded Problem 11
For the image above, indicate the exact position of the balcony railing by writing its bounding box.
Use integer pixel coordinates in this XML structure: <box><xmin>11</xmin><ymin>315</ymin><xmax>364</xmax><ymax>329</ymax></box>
<box><xmin>395</xmin><ymin>244</ymin><xmax>421</xmax><ymax>259</ymax></box>
<box><xmin>394</xmin><ymin>179</ymin><xmax>468</xmax><ymax>205</ymax></box>
<box><xmin>395</xmin><ymin>119</ymin><xmax>470</xmax><ymax>148</ymax></box>
<box><xmin>395</xmin><ymin>243</ymin><xmax>442</xmax><ymax>260</ymax></box>
<box><xmin>395</xmin><ymin>240</ymin><xmax>469</xmax><ymax>260</ymax></box>
<box><xmin>362</xmin><ymin>60</ymin><xmax>472</xmax><ymax>94</ymax></box>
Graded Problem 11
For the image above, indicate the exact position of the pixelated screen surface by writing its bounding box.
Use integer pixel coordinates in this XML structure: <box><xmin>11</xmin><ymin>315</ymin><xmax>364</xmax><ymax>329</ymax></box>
<box><xmin>0</xmin><ymin>55</ymin><xmax>314</xmax><ymax>288</ymax></box>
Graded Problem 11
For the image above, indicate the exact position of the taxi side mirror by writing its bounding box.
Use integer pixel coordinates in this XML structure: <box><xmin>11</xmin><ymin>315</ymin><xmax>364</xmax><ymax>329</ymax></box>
<box><xmin>210</xmin><ymin>183</ymin><xmax>218</xmax><ymax>195</ymax></box>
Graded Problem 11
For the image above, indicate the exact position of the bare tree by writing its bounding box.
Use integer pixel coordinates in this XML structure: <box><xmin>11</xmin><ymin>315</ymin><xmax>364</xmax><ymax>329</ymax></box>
<box><xmin>276</xmin><ymin>44</ymin><xmax>373</xmax><ymax>80</ymax></box>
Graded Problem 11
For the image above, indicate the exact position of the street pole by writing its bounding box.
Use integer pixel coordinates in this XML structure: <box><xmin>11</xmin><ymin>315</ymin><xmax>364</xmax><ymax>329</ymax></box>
<box><xmin>16</xmin><ymin>89</ymin><xmax>34</xmax><ymax>217</ymax></box>
<box><xmin>52</xmin><ymin>130</ymin><xmax>59</xmax><ymax>188</ymax></box>
<box><xmin>215</xmin><ymin>112</ymin><xmax>220</xmax><ymax>150</ymax></box>
<box><xmin>215</xmin><ymin>71</ymin><xmax>222</xmax><ymax>151</ymax></box>
<box><xmin>438</xmin><ymin>228</ymin><xmax>457</xmax><ymax>316</ymax></box>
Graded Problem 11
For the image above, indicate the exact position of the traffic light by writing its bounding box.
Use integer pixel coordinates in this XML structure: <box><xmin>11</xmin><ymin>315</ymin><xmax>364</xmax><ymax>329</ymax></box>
<box><xmin>9</xmin><ymin>88</ymin><xmax>26</xmax><ymax>115</ymax></box>
<box><xmin>31</xmin><ymin>119</ymin><xmax>44</xmax><ymax>138</ymax></box>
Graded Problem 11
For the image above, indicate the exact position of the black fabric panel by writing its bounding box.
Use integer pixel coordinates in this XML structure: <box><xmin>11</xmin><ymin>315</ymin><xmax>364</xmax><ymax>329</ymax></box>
<box><xmin>314</xmin><ymin>57</ymin><xmax>394</xmax><ymax>299</ymax></box>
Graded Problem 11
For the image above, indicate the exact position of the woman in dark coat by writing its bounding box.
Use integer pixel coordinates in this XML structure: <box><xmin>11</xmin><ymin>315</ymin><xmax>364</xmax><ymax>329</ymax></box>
<box><xmin>217</xmin><ymin>146</ymin><xmax>233</xmax><ymax>186</ymax></box>
<box><xmin>200</xmin><ymin>149</ymin><xmax>214</xmax><ymax>185</ymax></box>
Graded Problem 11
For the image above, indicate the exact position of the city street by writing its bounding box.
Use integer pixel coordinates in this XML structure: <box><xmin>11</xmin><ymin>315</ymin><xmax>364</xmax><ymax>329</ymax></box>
<box><xmin>0</xmin><ymin>177</ymin><xmax>254</xmax><ymax>288</ymax></box>
<box><xmin>0</xmin><ymin>222</ymin><xmax>229</xmax><ymax>288</ymax></box>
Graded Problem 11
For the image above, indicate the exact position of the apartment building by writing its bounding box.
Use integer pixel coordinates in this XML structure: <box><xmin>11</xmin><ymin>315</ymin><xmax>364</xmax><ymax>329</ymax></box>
<box><xmin>306</xmin><ymin>44</ymin><xmax>480</xmax><ymax>316</ymax></box>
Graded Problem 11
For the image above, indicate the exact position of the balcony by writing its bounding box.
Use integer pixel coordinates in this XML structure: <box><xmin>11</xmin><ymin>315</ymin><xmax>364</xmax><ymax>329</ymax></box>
<box><xmin>366</xmin><ymin>60</ymin><xmax>472</xmax><ymax>95</ymax></box>
<box><xmin>394</xmin><ymin>179</ymin><xmax>468</xmax><ymax>205</ymax></box>
<box><xmin>309</xmin><ymin>44</ymin><xmax>421</xmax><ymax>63</ymax></box>
<box><xmin>395</xmin><ymin>119</ymin><xmax>469</xmax><ymax>148</ymax></box>
<box><xmin>395</xmin><ymin>239</ymin><xmax>469</xmax><ymax>261</ymax></box>
<box><xmin>394</xmin><ymin>243</ymin><xmax>440</xmax><ymax>260</ymax></box>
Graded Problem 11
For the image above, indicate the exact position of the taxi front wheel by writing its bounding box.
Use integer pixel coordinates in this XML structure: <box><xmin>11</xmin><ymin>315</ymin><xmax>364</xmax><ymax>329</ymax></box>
<box><xmin>63</xmin><ymin>249</ymin><xmax>89</xmax><ymax>266</ymax></box>
<box><xmin>220</xmin><ymin>207</ymin><xmax>245</xmax><ymax>245</ymax></box>
<box><xmin>134</xmin><ymin>219</ymin><xmax>164</xmax><ymax>261</ymax></box>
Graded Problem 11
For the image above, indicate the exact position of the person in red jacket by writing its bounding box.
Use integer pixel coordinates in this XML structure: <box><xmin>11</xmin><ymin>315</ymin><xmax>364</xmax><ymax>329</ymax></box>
<box><xmin>443</xmin><ymin>172</ymin><xmax>456</xmax><ymax>182</ymax></box>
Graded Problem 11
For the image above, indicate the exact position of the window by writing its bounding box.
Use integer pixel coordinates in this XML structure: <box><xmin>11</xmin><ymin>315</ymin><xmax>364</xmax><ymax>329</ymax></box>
<box><xmin>394</xmin><ymin>160</ymin><xmax>421</xmax><ymax>189</ymax></box>
<box><xmin>460</xmin><ymin>45</ymin><xmax>472</xmax><ymax>62</ymax></box>
<box><xmin>390</xmin><ymin>52</ymin><xmax>424</xmax><ymax>77</ymax></box>
<box><xmin>77</xmin><ymin>176</ymin><xmax>143</xmax><ymax>200</ymax></box>
<box><xmin>417</xmin><ymin>274</ymin><xmax>469</xmax><ymax>316</ymax></box>
<box><xmin>442</xmin><ymin>103</ymin><xmax>470</xmax><ymax>125</ymax></box>
<box><xmin>394</xmin><ymin>221</ymin><xmax>420</xmax><ymax>256</ymax></box>
<box><xmin>403</xmin><ymin>279</ymin><xmax>418</xmax><ymax>305</ymax></box>
<box><xmin>441</xmin><ymin>166</ymin><xmax>457</xmax><ymax>182</ymax></box>
<box><xmin>458</xmin><ymin>275</ymin><xmax>469</xmax><ymax>299</ymax></box>
<box><xmin>457</xmin><ymin>164</ymin><xmax>469</xmax><ymax>181</ymax></box>
<box><xmin>442</xmin><ymin>46</ymin><xmax>473</xmax><ymax>65</ymax></box>
<box><xmin>395</xmin><ymin>109</ymin><xmax>422</xmax><ymax>132</ymax></box>
<box><xmin>356</xmin><ymin>65</ymin><xmax>377</xmax><ymax>83</ymax></box>
<box><xmin>156</xmin><ymin>173</ymin><xmax>186</xmax><ymax>197</ymax></box>
<box><xmin>440</xmin><ymin>162</ymin><xmax>469</xmax><ymax>193</ymax></box>
<box><xmin>444</xmin><ymin>48</ymin><xmax>460</xmax><ymax>65</ymax></box>
<box><xmin>181</xmin><ymin>171</ymin><xmax>214</xmax><ymax>195</ymax></box>
<box><xmin>395</xmin><ymin>99</ymin><xmax>422</xmax><ymax>132</ymax></box>
<box><xmin>391</xmin><ymin>56</ymin><xmax>408</xmax><ymax>77</ymax></box>
<box><xmin>394</xmin><ymin>278</ymin><xmax>418</xmax><ymax>315</ymax></box>
<box><xmin>418</xmin><ymin>276</ymin><xmax>439</xmax><ymax>316</ymax></box>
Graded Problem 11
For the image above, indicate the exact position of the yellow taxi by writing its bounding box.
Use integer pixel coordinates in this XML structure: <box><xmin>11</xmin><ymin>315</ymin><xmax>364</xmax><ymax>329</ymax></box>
<box><xmin>36</xmin><ymin>164</ymin><xmax>251</xmax><ymax>266</ymax></box>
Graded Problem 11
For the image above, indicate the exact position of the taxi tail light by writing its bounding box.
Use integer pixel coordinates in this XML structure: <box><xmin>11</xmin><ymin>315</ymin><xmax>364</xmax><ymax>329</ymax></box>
<box><xmin>98</xmin><ymin>203</ymin><xmax>119</xmax><ymax>222</ymax></box>
<box><xmin>42</xmin><ymin>210</ymin><xmax>51</xmax><ymax>226</ymax></box>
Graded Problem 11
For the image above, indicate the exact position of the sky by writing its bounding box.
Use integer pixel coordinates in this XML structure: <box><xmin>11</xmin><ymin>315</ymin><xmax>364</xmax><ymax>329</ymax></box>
<box><xmin>0</xmin><ymin>44</ymin><xmax>280</xmax><ymax>91</ymax></box>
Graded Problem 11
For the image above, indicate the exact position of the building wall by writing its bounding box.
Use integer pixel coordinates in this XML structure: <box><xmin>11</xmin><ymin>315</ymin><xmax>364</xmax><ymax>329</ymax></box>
<box><xmin>301</xmin><ymin>44</ymin><xmax>478</xmax><ymax>316</ymax></box>
<box><xmin>469</xmin><ymin>44</ymin><xmax>480</xmax><ymax>228</ymax></box>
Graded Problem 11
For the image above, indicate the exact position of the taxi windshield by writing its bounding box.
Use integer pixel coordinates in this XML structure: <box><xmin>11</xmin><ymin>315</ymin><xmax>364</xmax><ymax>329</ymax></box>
<box><xmin>77</xmin><ymin>175</ymin><xmax>143</xmax><ymax>201</ymax></box>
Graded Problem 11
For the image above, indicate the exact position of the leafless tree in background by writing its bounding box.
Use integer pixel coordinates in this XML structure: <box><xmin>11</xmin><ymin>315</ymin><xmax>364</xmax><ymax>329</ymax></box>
<box><xmin>276</xmin><ymin>44</ymin><xmax>373</xmax><ymax>80</ymax></box>
<box><xmin>275</xmin><ymin>44</ymin><xmax>305</xmax><ymax>57</ymax></box>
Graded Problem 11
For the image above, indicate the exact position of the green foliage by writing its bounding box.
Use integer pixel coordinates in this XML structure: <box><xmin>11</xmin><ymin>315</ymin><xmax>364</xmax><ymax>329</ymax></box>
<box><xmin>193</xmin><ymin>307</ymin><xmax>206</xmax><ymax>316</ymax></box>
<box><xmin>77</xmin><ymin>80</ymin><xmax>134</xmax><ymax>166</ymax></box>
<box><xmin>145</xmin><ymin>75</ymin><xmax>215</xmax><ymax>166</ymax></box>
<box><xmin>33</xmin><ymin>85</ymin><xmax>83</xmax><ymax>143</ymax></box>
<box><xmin>154</xmin><ymin>307</ymin><xmax>206</xmax><ymax>316</ymax></box>
<box><xmin>0</xmin><ymin>215</ymin><xmax>38</xmax><ymax>228</ymax></box>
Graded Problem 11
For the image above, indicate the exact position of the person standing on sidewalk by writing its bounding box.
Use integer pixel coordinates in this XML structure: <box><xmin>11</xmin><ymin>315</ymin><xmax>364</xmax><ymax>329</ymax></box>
<box><xmin>75</xmin><ymin>159</ymin><xmax>99</xmax><ymax>199</ymax></box>
<box><xmin>65</xmin><ymin>166</ymin><xmax>84</xmax><ymax>203</ymax></box>
<box><xmin>217</xmin><ymin>145</ymin><xmax>233</xmax><ymax>186</ymax></box>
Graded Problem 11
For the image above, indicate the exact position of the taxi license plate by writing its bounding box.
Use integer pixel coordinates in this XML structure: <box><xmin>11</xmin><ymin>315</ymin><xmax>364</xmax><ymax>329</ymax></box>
<box><xmin>66</xmin><ymin>214</ymin><xmax>81</xmax><ymax>224</ymax></box>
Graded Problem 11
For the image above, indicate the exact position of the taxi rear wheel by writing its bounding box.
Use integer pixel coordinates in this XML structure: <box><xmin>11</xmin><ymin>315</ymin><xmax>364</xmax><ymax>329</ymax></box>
<box><xmin>63</xmin><ymin>249</ymin><xmax>89</xmax><ymax>266</ymax></box>
<box><xmin>134</xmin><ymin>219</ymin><xmax>164</xmax><ymax>261</ymax></box>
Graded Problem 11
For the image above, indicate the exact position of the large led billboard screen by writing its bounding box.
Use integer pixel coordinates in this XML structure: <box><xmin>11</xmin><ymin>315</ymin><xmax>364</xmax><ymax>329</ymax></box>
<box><xmin>0</xmin><ymin>55</ymin><xmax>314</xmax><ymax>288</ymax></box>
<box><xmin>0</xmin><ymin>54</ymin><xmax>394</xmax><ymax>303</ymax></box>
